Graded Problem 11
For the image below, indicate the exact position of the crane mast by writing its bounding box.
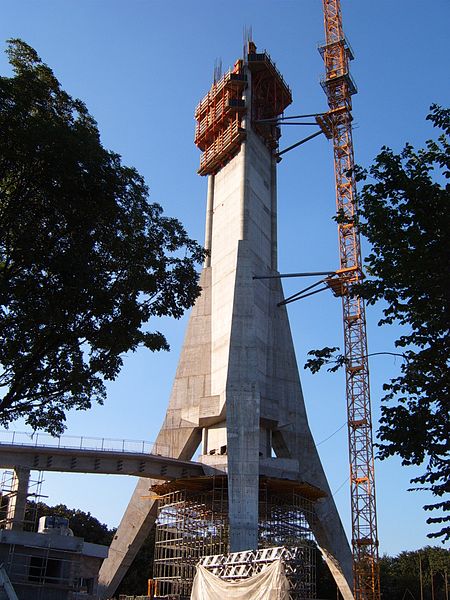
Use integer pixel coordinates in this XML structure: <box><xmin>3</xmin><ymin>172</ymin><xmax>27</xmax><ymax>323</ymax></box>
<box><xmin>317</xmin><ymin>2</ymin><xmax>381</xmax><ymax>599</ymax></box>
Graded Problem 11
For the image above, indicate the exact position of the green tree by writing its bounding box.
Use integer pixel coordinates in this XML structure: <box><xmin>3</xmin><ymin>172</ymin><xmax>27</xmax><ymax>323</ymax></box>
<box><xmin>379</xmin><ymin>546</ymin><xmax>450</xmax><ymax>600</ymax></box>
<box><xmin>317</xmin><ymin>546</ymin><xmax>450</xmax><ymax>599</ymax></box>
<box><xmin>355</xmin><ymin>105</ymin><xmax>449</xmax><ymax>542</ymax></box>
<box><xmin>0</xmin><ymin>40</ymin><xmax>204</xmax><ymax>434</ymax></box>
<box><xmin>26</xmin><ymin>501</ymin><xmax>115</xmax><ymax>546</ymax></box>
<box><xmin>305</xmin><ymin>106</ymin><xmax>450</xmax><ymax>541</ymax></box>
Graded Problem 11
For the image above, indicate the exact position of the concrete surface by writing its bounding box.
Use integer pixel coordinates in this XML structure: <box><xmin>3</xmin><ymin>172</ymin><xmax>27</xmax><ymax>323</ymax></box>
<box><xmin>98</xmin><ymin>60</ymin><xmax>355</xmax><ymax>600</ymax></box>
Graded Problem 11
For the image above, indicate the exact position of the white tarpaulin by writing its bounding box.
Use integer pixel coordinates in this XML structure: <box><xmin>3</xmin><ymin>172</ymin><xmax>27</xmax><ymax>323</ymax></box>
<box><xmin>190</xmin><ymin>559</ymin><xmax>290</xmax><ymax>600</ymax></box>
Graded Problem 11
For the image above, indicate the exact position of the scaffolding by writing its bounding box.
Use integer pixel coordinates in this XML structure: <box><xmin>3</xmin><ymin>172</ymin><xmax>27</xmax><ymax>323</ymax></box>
<box><xmin>194</xmin><ymin>62</ymin><xmax>247</xmax><ymax>176</ymax></box>
<box><xmin>153</xmin><ymin>476</ymin><xmax>319</xmax><ymax>600</ymax></box>
<box><xmin>5</xmin><ymin>542</ymin><xmax>81</xmax><ymax>600</ymax></box>
<box><xmin>0</xmin><ymin>470</ymin><xmax>44</xmax><ymax>532</ymax></box>
<box><xmin>0</xmin><ymin>470</ymin><xmax>104</xmax><ymax>599</ymax></box>
<box><xmin>247</xmin><ymin>44</ymin><xmax>292</xmax><ymax>149</ymax></box>
<box><xmin>194</xmin><ymin>43</ymin><xmax>292</xmax><ymax>176</ymax></box>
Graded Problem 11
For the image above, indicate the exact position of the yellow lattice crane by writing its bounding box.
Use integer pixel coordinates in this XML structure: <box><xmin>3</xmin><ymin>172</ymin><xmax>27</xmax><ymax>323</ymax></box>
<box><xmin>317</xmin><ymin>2</ymin><xmax>381</xmax><ymax>599</ymax></box>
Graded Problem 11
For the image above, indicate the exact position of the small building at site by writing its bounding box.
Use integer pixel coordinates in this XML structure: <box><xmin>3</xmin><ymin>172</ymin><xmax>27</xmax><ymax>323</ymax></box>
<box><xmin>0</xmin><ymin>528</ymin><xmax>108</xmax><ymax>600</ymax></box>
<box><xmin>0</xmin><ymin>472</ymin><xmax>108</xmax><ymax>600</ymax></box>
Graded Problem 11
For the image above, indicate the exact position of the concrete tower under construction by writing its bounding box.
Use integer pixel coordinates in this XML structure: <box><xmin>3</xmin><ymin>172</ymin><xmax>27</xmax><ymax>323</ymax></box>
<box><xmin>98</xmin><ymin>43</ymin><xmax>354</xmax><ymax>600</ymax></box>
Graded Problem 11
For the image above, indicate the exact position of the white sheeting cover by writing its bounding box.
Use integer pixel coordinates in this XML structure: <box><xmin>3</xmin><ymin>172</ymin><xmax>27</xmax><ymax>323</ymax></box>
<box><xmin>190</xmin><ymin>559</ymin><xmax>290</xmax><ymax>600</ymax></box>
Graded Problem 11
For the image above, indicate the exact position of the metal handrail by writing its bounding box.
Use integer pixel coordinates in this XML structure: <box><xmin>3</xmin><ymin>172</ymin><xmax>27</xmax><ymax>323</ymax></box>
<box><xmin>0</xmin><ymin>430</ymin><xmax>169</xmax><ymax>456</ymax></box>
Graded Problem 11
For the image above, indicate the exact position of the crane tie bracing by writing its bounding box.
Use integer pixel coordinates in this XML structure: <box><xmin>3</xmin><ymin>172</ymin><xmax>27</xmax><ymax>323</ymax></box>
<box><xmin>317</xmin><ymin>1</ymin><xmax>381</xmax><ymax>599</ymax></box>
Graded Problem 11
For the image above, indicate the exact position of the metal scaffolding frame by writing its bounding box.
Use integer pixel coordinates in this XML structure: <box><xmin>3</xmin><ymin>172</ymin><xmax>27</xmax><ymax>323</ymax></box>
<box><xmin>0</xmin><ymin>471</ymin><xmax>101</xmax><ymax>599</ymax></box>
<box><xmin>0</xmin><ymin>469</ymin><xmax>44</xmax><ymax>532</ymax></box>
<box><xmin>153</xmin><ymin>476</ymin><xmax>318</xmax><ymax>600</ymax></box>
<box><xmin>5</xmin><ymin>542</ymin><xmax>82</xmax><ymax>600</ymax></box>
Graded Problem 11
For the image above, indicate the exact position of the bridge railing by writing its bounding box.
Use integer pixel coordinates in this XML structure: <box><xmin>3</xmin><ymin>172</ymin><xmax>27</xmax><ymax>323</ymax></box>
<box><xmin>0</xmin><ymin>430</ymin><xmax>170</xmax><ymax>457</ymax></box>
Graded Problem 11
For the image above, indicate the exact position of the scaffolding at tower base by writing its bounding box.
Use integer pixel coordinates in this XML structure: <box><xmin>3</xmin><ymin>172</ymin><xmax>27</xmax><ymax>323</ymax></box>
<box><xmin>152</xmin><ymin>476</ymin><xmax>320</xmax><ymax>600</ymax></box>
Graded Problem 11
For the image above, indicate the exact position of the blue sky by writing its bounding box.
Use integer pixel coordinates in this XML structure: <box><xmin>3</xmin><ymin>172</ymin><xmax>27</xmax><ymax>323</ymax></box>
<box><xmin>1</xmin><ymin>0</ymin><xmax>449</xmax><ymax>556</ymax></box>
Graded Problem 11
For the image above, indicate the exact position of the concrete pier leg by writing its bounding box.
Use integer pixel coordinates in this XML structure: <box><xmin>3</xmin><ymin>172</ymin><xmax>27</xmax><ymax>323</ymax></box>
<box><xmin>99</xmin><ymin>54</ymin><xmax>355</xmax><ymax>599</ymax></box>
<box><xmin>6</xmin><ymin>467</ymin><xmax>30</xmax><ymax>531</ymax></box>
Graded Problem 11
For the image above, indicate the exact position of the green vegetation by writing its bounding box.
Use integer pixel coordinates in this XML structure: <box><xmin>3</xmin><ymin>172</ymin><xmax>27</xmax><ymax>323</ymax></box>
<box><xmin>306</xmin><ymin>106</ymin><xmax>450</xmax><ymax>541</ymax></box>
<box><xmin>0</xmin><ymin>40</ymin><xmax>204</xmax><ymax>435</ymax></box>
<box><xmin>25</xmin><ymin>501</ymin><xmax>114</xmax><ymax>545</ymax></box>
<box><xmin>317</xmin><ymin>546</ymin><xmax>450</xmax><ymax>600</ymax></box>
<box><xmin>20</xmin><ymin>501</ymin><xmax>450</xmax><ymax>598</ymax></box>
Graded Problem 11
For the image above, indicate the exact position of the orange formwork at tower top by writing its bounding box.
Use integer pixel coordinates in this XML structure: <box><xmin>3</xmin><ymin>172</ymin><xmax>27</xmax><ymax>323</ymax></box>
<box><xmin>194</xmin><ymin>42</ymin><xmax>292</xmax><ymax>176</ymax></box>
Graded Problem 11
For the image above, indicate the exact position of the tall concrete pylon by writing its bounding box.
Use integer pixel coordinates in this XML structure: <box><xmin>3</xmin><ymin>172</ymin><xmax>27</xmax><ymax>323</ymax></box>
<box><xmin>98</xmin><ymin>45</ymin><xmax>354</xmax><ymax>600</ymax></box>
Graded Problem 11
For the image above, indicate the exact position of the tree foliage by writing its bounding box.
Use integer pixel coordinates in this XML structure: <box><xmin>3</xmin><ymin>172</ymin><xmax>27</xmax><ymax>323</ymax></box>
<box><xmin>305</xmin><ymin>106</ymin><xmax>450</xmax><ymax>541</ymax></box>
<box><xmin>379</xmin><ymin>546</ymin><xmax>450</xmax><ymax>600</ymax></box>
<box><xmin>21</xmin><ymin>499</ymin><xmax>450</xmax><ymax>599</ymax></box>
<box><xmin>355</xmin><ymin>105</ymin><xmax>450</xmax><ymax>542</ymax></box>
<box><xmin>317</xmin><ymin>545</ymin><xmax>450</xmax><ymax>599</ymax></box>
<box><xmin>26</xmin><ymin>501</ymin><xmax>115</xmax><ymax>546</ymax></box>
<box><xmin>0</xmin><ymin>40</ymin><xmax>204</xmax><ymax>434</ymax></box>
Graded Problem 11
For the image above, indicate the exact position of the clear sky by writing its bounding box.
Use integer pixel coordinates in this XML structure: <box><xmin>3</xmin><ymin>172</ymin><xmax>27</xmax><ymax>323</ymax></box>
<box><xmin>1</xmin><ymin>0</ymin><xmax>449</xmax><ymax>557</ymax></box>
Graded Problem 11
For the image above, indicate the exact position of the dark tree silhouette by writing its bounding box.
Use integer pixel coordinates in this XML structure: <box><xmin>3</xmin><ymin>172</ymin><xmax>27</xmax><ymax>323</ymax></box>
<box><xmin>0</xmin><ymin>40</ymin><xmax>204</xmax><ymax>434</ymax></box>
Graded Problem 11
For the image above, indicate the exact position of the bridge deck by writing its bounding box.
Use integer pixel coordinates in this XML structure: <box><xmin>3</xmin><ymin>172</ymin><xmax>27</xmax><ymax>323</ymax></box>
<box><xmin>0</xmin><ymin>443</ymin><xmax>205</xmax><ymax>481</ymax></box>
